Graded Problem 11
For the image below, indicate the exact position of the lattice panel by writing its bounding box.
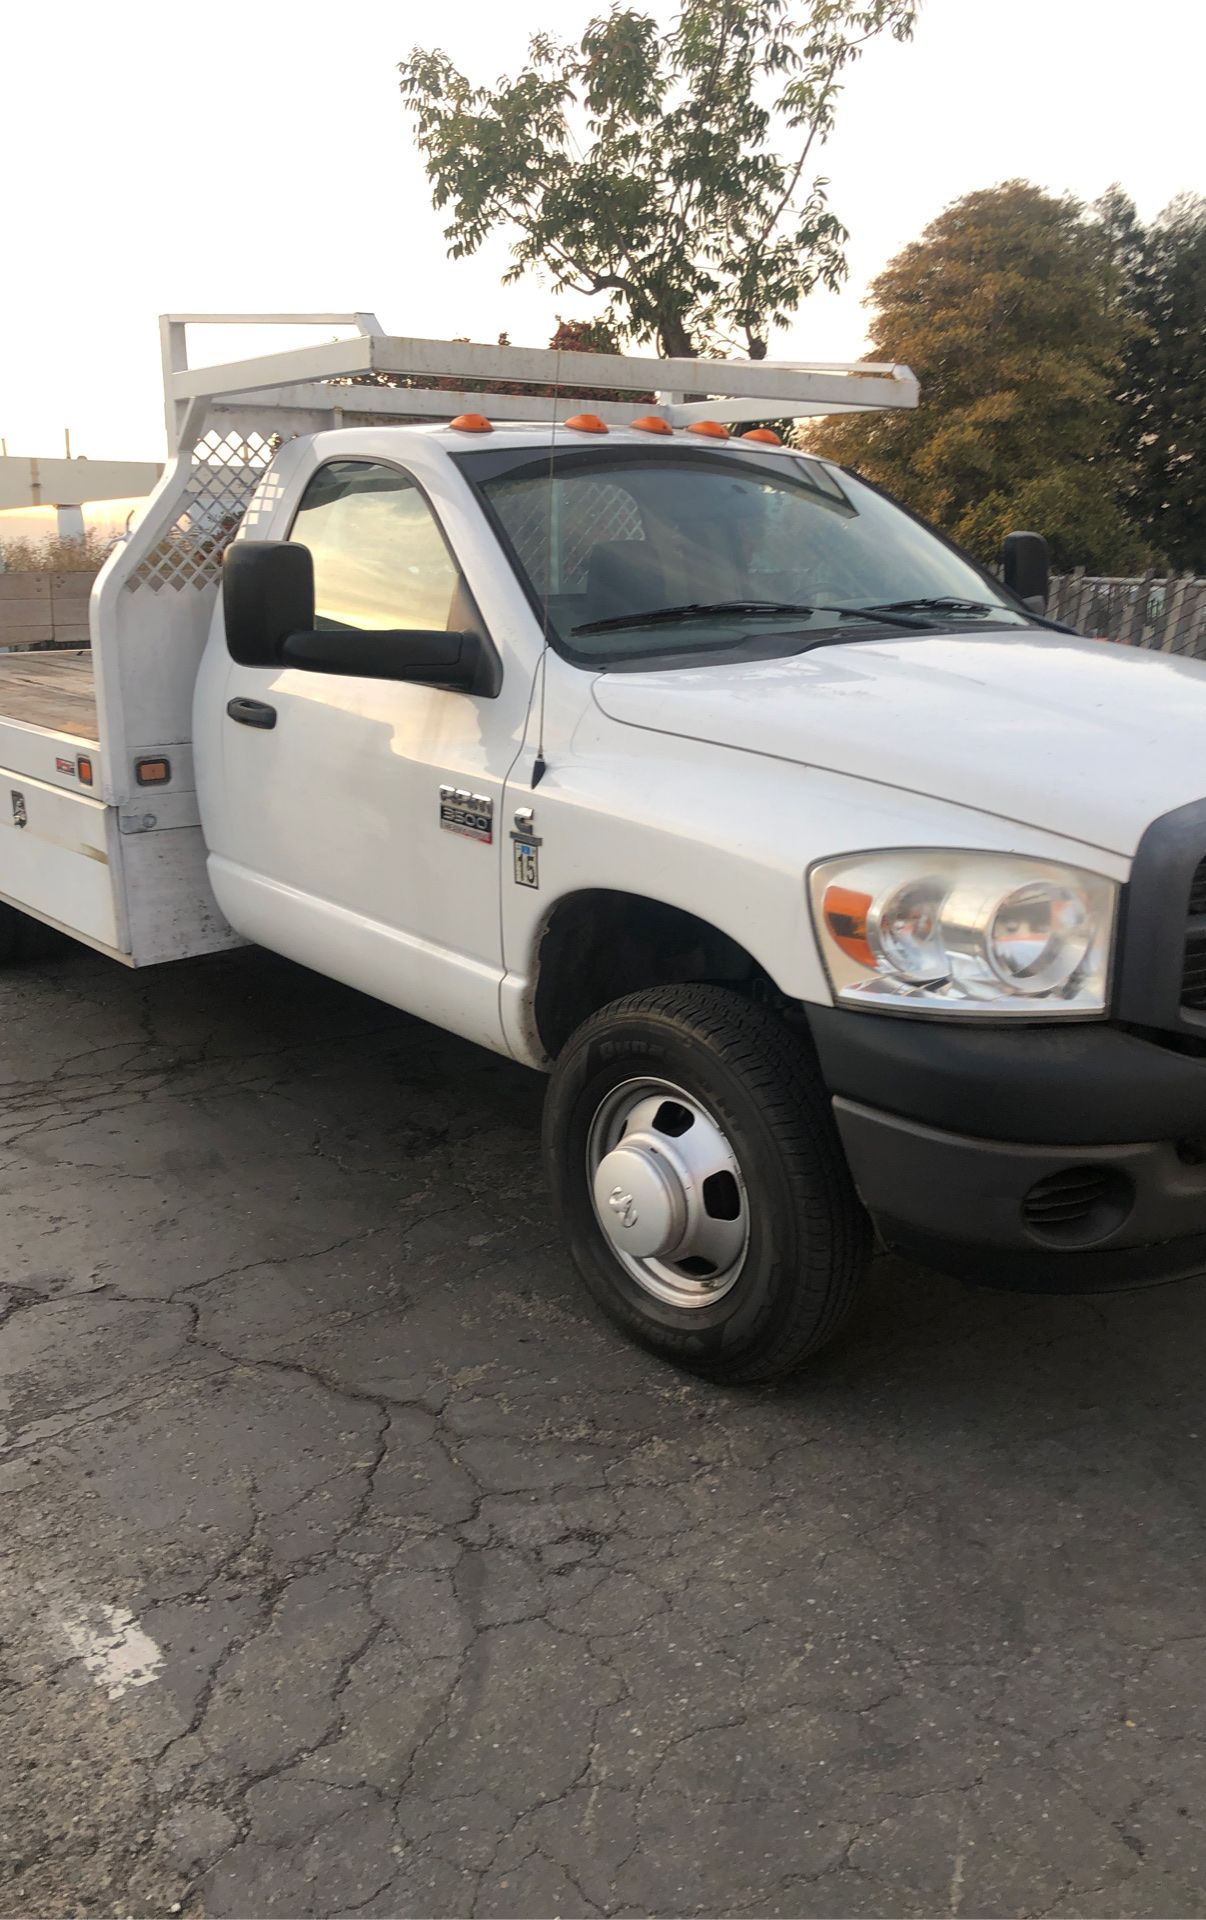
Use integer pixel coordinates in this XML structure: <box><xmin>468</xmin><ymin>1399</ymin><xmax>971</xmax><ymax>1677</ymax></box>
<box><xmin>497</xmin><ymin>478</ymin><xmax>645</xmax><ymax>594</ymax></box>
<box><xmin>128</xmin><ymin>432</ymin><xmax>276</xmax><ymax>593</ymax></box>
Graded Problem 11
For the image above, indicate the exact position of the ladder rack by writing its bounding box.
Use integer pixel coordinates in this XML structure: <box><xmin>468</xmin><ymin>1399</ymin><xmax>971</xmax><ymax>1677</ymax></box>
<box><xmin>161</xmin><ymin>313</ymin><xmax>919</xmax><ymax>453</ymax></box>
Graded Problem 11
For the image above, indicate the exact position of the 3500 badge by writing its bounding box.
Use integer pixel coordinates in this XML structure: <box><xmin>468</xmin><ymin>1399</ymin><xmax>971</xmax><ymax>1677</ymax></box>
<box><xmin>438</xmin><ymin>786</ymin><xmax>493</xmax><ymax>844</ymax></box>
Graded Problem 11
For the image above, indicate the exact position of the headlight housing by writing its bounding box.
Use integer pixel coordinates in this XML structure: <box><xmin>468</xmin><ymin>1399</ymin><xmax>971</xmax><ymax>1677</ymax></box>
<box><xmin>809</xmin><ymin>851</ymin><xmax>1116</xmax><ymax>1018</ymax></box>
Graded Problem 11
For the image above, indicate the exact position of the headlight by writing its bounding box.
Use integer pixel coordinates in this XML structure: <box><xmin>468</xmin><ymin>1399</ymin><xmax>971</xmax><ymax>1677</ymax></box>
<box><xmin>809</xmin><ymin>851</ymin><xmax>1116</xmax><ymax>1018</ymax></box>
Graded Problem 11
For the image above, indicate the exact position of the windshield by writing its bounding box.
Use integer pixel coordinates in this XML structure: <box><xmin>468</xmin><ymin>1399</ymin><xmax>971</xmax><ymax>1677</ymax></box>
<box><xmin>457</xmin><ymin>444</ymin><xmax>1031</xmax><ymax>665</ymax></box>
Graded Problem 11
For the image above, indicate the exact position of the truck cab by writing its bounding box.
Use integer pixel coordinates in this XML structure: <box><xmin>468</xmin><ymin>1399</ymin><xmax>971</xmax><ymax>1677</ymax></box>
<box><xmin>5</xmin><ymin>317</ymin><xmax>1206</xmax><ymax>1382</ymax></box>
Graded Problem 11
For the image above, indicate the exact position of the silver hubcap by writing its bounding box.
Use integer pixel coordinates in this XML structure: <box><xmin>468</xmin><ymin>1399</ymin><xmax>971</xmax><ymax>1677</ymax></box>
<box><xmin>586</xmin><ymin>1077</ymin><xmax>750</xmax><ymax>1308</ymax></box>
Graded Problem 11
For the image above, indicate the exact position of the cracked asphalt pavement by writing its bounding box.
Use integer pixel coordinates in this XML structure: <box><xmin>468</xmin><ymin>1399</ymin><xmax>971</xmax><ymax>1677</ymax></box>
<box><xmin>2</xmin><ymin>942</ymin><xmax>1206</xmax><ymax>1918</ymax></box>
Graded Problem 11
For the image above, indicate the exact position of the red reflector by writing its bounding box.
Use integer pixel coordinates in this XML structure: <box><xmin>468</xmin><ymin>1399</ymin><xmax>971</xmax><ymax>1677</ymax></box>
<box><xmin>135</xmin><ymin>757</ymin><xmax>171</xmax><ymax>786</ymax></box>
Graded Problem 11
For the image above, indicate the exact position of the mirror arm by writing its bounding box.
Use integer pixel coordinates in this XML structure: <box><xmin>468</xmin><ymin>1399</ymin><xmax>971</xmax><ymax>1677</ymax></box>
<box><xmin>279</xmin><ymin>629</ymin><xmax>471</xmax><ymax>676</ymax></box>
<box><xmin>277</xmin><ymin>627</ymin><xmax>490</xmax><ymax>691</ymax></box>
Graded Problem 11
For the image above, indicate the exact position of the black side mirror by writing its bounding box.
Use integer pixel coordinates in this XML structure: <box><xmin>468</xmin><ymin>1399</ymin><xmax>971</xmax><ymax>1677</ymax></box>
<box><xmin>223</xmin><ymin>541</ymin><xmax>315</xmax><ymax>666</ymax></box>
<box><xmin>280</xmin><ymin>625</ymin><xmax>492</xmax><ymax>694</ymax></box>
<box><xmin>222</xmin><ymin>541</ymin><xmax>500</xmax><ymax>694</ymax></box>
<box><xmin>1002</xmin><ymin>531</ymin><xmax>1050</xmax><ymax>613</ymax></box>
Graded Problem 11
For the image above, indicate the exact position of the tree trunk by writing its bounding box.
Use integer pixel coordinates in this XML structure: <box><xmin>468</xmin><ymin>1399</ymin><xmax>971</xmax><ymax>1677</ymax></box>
<box><xmin>657</xmin><ymin>314</ymin><xmax>696</xmax><ymax>360</ymax></box>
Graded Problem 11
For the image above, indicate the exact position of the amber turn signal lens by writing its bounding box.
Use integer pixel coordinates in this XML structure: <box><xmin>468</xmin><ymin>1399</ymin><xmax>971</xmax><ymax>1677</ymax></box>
<box><xmin>822</xmin><ymin>884</ymin><xmax>875</xmax><ymax>968</ymax></box>
<box><xmin>631</xmin><ymin>416</ymin><xmax>674</xmax><ymax>434</ymax></box>
<box><xmin>76</xmin><ymin>755</ymin><xmax>94</xmax><ymax>786</ymax></box>
<box><xmin>686</xmin><ymin>420</ymin><xmax>730</xmax><ymax>438</ymax></box>
<box><xmin>449</xmin><ymin>413</ymin><xmax>493</xmax><ymax>433</ymax></box>
<box><xmin>564</xmin><ymin>413</ymin><xmax>609</xmax><ymax>433</ymax></box>
<box><xmin>135</xmin><ymin>757</ymin><xmax>171</xmax><ymax>787</ymax></box>
<box><xmin>742</xmin><ymin>428</ymin><xmax>783</xmax><ymax>445</ymax></box>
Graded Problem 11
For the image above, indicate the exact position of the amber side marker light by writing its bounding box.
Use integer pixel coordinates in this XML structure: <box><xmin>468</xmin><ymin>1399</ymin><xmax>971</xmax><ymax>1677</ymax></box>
<box><xmin>631</xmin><ymin>416</ymin><xmax>674</xmax><ymax>435</ymax></box>
<box><xmin>822</xmin><ymin>884</ymin><xmax>875</xmax><ymax>968</ymax></box>
<box><xmin>564</xmin><ymin>413</ymin><xmax>609</xmax><ymax>433</ymax></box>
<box><xmin>135</xmin><ymin>757</ymin><xmax>171</xmax><ymax>787</ymax></box>
<box><xmin>449</xmin><ymin>413</ymin><xmax>493</xmax><ymax>433</ymax></box>
<box><xmin>76</xmin><ymin>755</ymin><xmax>94</xmax><ymax>786</ymax></box>
<box><xmin>686</xmin><ymin>420</ymin><xmax>730</xmax><ymax>439</ymax></box>
<box><xmin>742</xmin><ymin>428</ymin><xmax>783</xmax><ymax>445</ymax></box>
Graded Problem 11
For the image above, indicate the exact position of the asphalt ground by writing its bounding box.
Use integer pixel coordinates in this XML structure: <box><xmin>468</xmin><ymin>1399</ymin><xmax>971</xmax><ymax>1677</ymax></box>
<box><xmin>2</xmin><ymin>942</ymin><xmax>1205</xmax><ymax>1918</ymax></box>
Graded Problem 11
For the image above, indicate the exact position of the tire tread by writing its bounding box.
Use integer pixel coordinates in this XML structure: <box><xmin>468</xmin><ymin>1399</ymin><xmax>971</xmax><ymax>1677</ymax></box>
<box><xmin>547</xmin><ymin>985</ymin><xmax>869</xmax><ymax>1382</ymax></box>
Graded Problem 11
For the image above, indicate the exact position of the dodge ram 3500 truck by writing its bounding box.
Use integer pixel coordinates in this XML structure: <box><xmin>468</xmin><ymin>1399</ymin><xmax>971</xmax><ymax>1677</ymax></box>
<box><xmin>4</xmin><ymin>314</ymin><xmax>1206</xmax><ymax>1382</ymax></box>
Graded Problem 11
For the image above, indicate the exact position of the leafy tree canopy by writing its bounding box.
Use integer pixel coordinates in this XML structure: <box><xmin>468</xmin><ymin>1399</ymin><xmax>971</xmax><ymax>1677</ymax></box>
<box><xmin>807</xmin><ymin>181</ymin><xmax>1152</xmax><ymax>573</ymax></box>
<box><xmin>400</xmin><ymin>0</ymin><xmax>915</xmax><ymax>361</ymax></box>
<box><xmin>1111</xmin><ymin>190</ymin><xmax>1206</xmax><ymax>571</ymax></box>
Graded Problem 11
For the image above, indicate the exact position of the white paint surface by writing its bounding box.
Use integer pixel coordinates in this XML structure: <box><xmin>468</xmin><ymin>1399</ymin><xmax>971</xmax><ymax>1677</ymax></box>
<box><xmin>57</xmin><ymin>1605</ymin><xmax>164</xmax><ymax>1699</ymax></box>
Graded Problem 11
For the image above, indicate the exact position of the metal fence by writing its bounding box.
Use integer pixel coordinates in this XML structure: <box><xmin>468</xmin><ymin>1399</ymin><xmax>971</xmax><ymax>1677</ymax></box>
<box><xmin>1049</xmin><ymin>573</ymin><xmax>1206</xmax><ymax>657</ymax></box>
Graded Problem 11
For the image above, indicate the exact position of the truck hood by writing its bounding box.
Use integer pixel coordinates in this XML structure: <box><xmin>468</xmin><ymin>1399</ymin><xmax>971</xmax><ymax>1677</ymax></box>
<box><xmin>591</xmin><ymin>629</ymin><xmax>1206</xmax><ymax>859</ymax></box>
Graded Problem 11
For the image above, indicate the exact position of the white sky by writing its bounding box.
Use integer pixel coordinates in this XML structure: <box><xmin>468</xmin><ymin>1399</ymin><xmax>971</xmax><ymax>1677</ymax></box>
<box><xmin>0</xmin><ymin>0</ymin><xmax>1202</xmax><ymax>488</ymax></box>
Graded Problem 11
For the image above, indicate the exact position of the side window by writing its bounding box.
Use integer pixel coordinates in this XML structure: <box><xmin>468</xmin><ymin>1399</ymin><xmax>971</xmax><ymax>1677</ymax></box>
<box><xmin>289</xmin><ymin>460</ymin><xmax>460</xmax><ymax>632</ymax></box>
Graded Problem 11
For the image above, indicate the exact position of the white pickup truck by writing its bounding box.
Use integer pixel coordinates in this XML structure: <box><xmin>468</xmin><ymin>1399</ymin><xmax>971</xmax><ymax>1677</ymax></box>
<box><xmin>4</xmin><ymin>314</ymin><xmax>1206</xmax><ymax>1382</ymax></box>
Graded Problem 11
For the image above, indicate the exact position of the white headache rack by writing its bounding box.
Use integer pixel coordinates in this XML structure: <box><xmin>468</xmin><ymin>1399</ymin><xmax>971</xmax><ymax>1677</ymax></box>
<box><xmin>161</xmin><ymin>312</ymin><xmax>919</xmax><ymax>451</ymax></box>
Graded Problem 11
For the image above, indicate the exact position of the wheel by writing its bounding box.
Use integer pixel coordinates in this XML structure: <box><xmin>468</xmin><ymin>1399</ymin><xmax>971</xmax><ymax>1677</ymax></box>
<box><xmin>0</xmin><ymin>904</ymin><xmax>62</xmax><ymax>964</ymax></box>
<box><xmin>543</xmin><ymin>985</ymin><xmax>870</xmax><ymax>1383</ymax></box>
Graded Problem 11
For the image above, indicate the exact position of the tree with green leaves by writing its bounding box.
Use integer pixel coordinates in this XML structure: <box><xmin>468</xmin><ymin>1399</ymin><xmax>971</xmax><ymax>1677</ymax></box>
<box><xmin>1113</xmin><ymin>192</ymin><xmax>1206</xmax><ymax>572</ymax></box>
<box><xmin>399</xmin><ymin>1</ymin><xmax>915</xmax><ymax>361</ymax></box>
<box><xmin>807</xmin><ymin>182</ymin><xmax>1151</xmax><ymax>573</ymax></box>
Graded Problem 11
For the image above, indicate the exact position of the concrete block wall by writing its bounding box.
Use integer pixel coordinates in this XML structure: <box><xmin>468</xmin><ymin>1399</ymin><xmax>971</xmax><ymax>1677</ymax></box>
<box><xmin>0</xmin><ymin>570</ymin><xmax>99</xmax><ymax>649</ymax></box>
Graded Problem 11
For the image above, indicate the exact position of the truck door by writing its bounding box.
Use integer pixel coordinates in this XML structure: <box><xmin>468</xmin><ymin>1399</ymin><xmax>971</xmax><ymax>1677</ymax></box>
<box><xmin>209</xmin><ymin>457</ymin><xmax>519</xmax><ymax>1054</ymax></box>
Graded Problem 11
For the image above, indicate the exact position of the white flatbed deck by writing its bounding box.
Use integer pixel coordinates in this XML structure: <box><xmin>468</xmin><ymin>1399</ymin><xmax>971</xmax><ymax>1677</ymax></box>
<box><xmin>0</xmin><ymin>648</ymin><xmax>98</xmax><ymax>740</ymax></box>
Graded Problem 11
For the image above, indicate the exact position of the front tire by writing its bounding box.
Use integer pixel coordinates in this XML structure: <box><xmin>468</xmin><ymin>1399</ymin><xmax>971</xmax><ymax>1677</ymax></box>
<box><xmin>543</xmin><ymin>986</ymin><xmax>870</xmax><ymax>1383</ymax></box>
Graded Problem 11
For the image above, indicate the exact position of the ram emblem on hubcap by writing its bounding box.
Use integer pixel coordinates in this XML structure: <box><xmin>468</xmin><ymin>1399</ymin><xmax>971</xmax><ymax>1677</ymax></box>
<box><xmin>608</xmin><ymin>1187</ymin><xmax>639</xmax><ymax>1229</ymax></box>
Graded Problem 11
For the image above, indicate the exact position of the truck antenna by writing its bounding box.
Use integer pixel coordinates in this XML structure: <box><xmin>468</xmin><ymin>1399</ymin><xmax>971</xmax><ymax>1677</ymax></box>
<box><xmin>531</xmin><ymin>347</ymin><xmax>563</xmax><ymax>789</ymax></box>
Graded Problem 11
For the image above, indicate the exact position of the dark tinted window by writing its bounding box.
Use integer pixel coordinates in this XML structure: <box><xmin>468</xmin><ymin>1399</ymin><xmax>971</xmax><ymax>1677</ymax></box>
<box><xmin>464</xmin><ymin>446</ymin><xmax>1027</xmax><ymax>662</ymax></box>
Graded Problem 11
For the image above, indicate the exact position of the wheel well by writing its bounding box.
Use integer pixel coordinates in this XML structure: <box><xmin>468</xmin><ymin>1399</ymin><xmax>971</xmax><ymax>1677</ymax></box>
<box><xmin>533</xmin><ymin>890</ymin><xmax>774</xmax><ymax>1058</ymax></box>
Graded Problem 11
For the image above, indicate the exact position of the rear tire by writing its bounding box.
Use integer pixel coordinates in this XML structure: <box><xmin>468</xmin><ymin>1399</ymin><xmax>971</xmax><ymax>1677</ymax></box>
<box><xmin>0</xmin><ymin>903</ymin><xmax>21</xmax><ymax>965</ymax></box>
<box><xmin>543</xmin><ymin>985</ymin><xmax>870</xmax><ymax>1383</ymax></box>
<box><xmin>0</xmin><ymin>904</ymin><xmax>62</xmax><ymax>964</ymax></box>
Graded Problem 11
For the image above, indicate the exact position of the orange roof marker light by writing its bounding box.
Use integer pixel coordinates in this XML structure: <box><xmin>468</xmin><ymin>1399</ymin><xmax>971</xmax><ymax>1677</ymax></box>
<box><xmin>563</xmin><ymin>413</ymin><xmax>609</xmax><ymax>433</ymax></box>
<box><xmin>449</xmin><ymin>413</ymin><xmax>493</xmax><ymax>433</ymax></box>
<box><xmin>631</xmin><ymin>415</ymin><xmax>674</xmax><ymax>435</ymax></box>
<box><xmin>686</xmin><ymin>420</ymin><xmax>730</xmax><ymax>439</ymax></box>
<box><xmin>742</xmin><ymin>427</ymin><xmax>783</xmax><ymax>445</ymax></box>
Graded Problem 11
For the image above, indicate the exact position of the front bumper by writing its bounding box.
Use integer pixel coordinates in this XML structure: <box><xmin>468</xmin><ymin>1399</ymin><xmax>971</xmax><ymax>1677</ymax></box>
<box><xmin>809</xmin><ymin>1007</ymin><xmax>1206</xmax><ymax>1291</ymax></box>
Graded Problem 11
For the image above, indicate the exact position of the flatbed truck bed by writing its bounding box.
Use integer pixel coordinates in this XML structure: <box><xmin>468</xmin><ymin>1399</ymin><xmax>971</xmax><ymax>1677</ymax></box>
<box><xmin>0</xmin><ymin>648</ymin><xmax>98</xmax><ymax>739</ymax></box>
<box><xmin>0</xmin><ymin>635</ymin><xmax>235</xmax><ymax>966</ymax></box>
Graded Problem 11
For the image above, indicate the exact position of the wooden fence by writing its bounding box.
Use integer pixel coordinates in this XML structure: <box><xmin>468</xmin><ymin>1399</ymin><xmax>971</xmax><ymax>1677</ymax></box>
<box><xmin>1048</xmin><ymin>572</ymin><xmax>1206</xmax><ymax>657</ymax></box>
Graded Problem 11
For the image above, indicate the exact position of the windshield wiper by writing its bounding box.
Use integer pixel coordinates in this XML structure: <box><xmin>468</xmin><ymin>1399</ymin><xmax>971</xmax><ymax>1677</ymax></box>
<box><xmin>572</xmin><ymin>598</ymin><xmax>935</xmax><ymax>637</ymax></box>
<box><xmin>859</xmin><ymin>595</ymin><xmax>1077</xmax><ymax>634</ymax></box>
<box><xmin>572</xmin><ymin>600</ymin><xmax>815</xmax><ymax>636</ymax></box>
<box><xmin>862</xmin><ymin>596</ymin><xmax>1004</xmax><ymax>616</ymax></box>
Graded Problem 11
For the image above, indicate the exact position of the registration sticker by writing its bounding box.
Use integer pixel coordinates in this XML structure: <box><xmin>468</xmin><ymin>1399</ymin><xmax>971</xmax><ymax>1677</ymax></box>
<box><xmin>512</xmin><ymin>838</ymin><xmax>540</xmax><ymax>889</ymax></box>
